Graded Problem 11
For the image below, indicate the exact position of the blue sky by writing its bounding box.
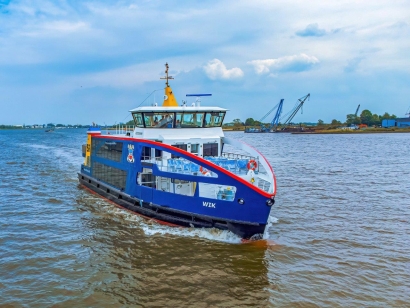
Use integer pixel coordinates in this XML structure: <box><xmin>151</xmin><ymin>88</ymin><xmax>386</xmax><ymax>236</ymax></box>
<box><xmin>1</xmin><ymin>0</ymin><xmax>409</xmax><ymax>125</ymax></box>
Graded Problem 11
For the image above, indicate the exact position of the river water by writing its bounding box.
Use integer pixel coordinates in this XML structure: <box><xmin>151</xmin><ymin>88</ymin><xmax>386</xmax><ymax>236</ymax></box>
<box><xmin>0</xmin><ymin>129</ymin><xmax>409</xmax><ymax>307</ymax></box>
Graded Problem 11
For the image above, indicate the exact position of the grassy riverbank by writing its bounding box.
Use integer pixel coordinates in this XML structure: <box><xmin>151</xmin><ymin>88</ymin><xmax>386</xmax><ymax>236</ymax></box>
<box><xmin>294</xmin><ymin>127</ymin><xmax>410</xmax><ymax>134</ymax></box>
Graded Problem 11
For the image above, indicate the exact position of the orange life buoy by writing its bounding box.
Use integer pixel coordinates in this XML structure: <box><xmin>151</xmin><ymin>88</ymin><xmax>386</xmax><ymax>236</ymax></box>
<box><xmin>247</xmin><ymin>159</ymin><xmax>258</xmax><ymax>171</ymax></box>
<box><xmin>200</xmin><ymin>166</ymin><xmax>209</xmax><ymax>175</ymax></box>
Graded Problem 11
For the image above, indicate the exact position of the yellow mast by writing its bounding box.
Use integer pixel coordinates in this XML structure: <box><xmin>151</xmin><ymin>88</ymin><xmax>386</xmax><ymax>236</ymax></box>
<box><xmin>160</xmin><ymin>63</ymin><xmax>179</xmax><ymax>107</ymax></box>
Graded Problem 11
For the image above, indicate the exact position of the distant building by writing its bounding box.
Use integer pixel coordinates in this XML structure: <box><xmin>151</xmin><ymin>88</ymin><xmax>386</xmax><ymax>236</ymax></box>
<box><xmin>382</xmin><ymin>118</ymin><xmax>410</xmax><ymax>128</ymax></box>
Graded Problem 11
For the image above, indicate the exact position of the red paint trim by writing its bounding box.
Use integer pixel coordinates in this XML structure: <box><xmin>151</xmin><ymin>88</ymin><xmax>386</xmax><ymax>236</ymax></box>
<box><xmin>231</xmin><ymin>138</ymin><xmax>277</xmax><ymax>196</ymax></box>
<box><xmin>81</xmin><ymin>184</ymin><xmax>181</xmax><ymax>228</ymax></box>
<box><xmin>93</xmin><ymin>135</ymin><xmax>276</xmax><ymax>198</ymax></box>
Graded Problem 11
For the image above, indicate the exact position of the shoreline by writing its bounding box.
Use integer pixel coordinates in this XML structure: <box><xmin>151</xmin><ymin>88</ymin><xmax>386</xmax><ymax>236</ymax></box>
<box><xmin>293</xmin><ymin>129</ymin><xmax>410</xmax><ymax>134</ymax></box>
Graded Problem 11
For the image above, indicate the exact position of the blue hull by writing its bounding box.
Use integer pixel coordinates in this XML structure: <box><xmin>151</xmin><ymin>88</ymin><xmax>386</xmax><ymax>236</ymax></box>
<box><xmin>79</xmin><ymin>136</ymin><xmax>274</xmax><ymax>239</ymax></box>
<box><xmin>78</xmin><ymin>173</ymin><xmax>266</xmax><ymax>239</ymax></box>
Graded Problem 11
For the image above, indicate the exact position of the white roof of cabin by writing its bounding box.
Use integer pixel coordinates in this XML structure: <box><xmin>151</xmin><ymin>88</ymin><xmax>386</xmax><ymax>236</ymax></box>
<box><xmin>129</xmin><ymin>106</ymin><xmax>228</xmax><ymax>112</ymax></box>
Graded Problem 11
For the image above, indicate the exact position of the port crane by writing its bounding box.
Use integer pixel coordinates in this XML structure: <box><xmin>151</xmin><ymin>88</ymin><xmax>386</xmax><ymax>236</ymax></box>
<box><xmin>259</xmin><ymin>99</ymin><xmax>284</xmax><ymax>132</ymax></box>
<box><xmin>349</xmin><ymin>104</ymin><xmax>360</xmax><ymax>128</ymax></box>
<box><xmin>279</xmin><ymin>93</ymin><xmax>310</xmax><ymax>130</ymax></box>
<box><xmin>245</xmin><ymin>99</ymin><xmax>284</xmax><ymax>133</ymax></box>
<box><xmin>354</xmin><ymin>104</ymin><xmax>361</xmax><ymax>117</ymax></box>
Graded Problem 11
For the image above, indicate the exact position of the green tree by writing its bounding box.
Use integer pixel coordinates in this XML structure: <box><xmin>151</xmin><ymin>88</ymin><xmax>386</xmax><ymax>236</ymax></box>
<box><xmin>317</xmin><ymin>119</ymin><xmax>324</xmax><ymax>126</ymax></box>
<box><xmin>371</xmin><ymin>114</ymin><xmax>381</xmax><ymax>126</ymax></box>
<box><xmin>245</xmin><ymin>118</ymin><xmax>255</xmax><ymax>126</ymax></box>
<box><xmin>380</xmin><ymin>112</ymin><xmax>391</xmax><ymax>121</ymax></box>
<box><xmin>331</xmin><ymin>119</ymin><xmax>342</xmax><ymax>126</ymax></box>
<box><xmin>233</xmin><ymin>119</ymin><xmax>242</xmax><ymax>127</ymax></box>
<box><xmin>346</xmin><ymin>114</ymin><xmax>360</xmax><ymax>126</ymax></box>
<box><xmin>360</xmin><ymin>110</ymin><xmax>373</xmax><ymax>125</ymax></box>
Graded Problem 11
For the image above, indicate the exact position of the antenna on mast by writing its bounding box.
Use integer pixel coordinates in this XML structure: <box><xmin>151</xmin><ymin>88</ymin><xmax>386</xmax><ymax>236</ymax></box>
<box><xmin>160</xmin><ymin>63</ymin><xmax>174</xmax><ymax>87</ymax></box>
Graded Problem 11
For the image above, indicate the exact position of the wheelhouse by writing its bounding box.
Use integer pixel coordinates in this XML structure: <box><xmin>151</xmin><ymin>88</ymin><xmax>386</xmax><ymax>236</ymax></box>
<box><xmin>131</xmin><ymin>107</ymin><xmax>226</xmax><ymax>129</ymax></box>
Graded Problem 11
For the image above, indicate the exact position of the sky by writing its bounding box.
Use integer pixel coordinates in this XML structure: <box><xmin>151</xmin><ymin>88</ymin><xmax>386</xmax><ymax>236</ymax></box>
<box><xmin>1</xmin><ymin>0</ymin><xmax>410</xmax><ymax>125</ymax></box>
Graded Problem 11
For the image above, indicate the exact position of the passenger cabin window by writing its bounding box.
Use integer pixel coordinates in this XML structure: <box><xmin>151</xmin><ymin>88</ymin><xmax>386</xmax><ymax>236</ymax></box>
<box><xmin>132</xmin><ymin>113</ymin><xmax>144</xmax><ymax>128</ymax></box>
<box><xmin>92</xmin><ymin>139</ymin><xmax>123</xmax><ymax>162</ymax></box>
<box><xmin>171</xmin><ymin>144</ymin><xmax>187</xmax><ymax>158</ymax></box>
<box><xmin>92</xmin><ymin>162</ymin><xmax>127</xmax><ymax>190</ymax></box>
<box><xmin>141</xmin><ymin>146</ymin><xmax>151</xmax><ymax>160</ymax></box>
<box><xmin>204</xmin><ymin>112</ymin><xmax>225</xmax><ymax>127</ymax></box>
<box><xmin>203</xmin><ymin>143</ymin><xmax>218</xmax><ymax>157</ymax></box>
<box><xmin>190</xmin><ymin>144</ymin><xmax>199</xmax><ymax>155</ymax></box>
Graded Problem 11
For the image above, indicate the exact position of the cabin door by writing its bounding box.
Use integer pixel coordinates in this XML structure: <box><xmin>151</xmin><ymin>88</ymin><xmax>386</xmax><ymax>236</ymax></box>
<box><xmin>138</xmin><ymin>169</ymin><xmax>155</xmax><ymax>202</ymax></box>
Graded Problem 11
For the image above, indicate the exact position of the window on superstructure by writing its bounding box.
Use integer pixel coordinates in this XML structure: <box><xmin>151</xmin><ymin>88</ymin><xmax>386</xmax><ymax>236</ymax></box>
<box><xmin>140</xmin><ymin>173</ymin><xmax>156</xmax><ymax>188</ymax></box>
<box><xmin>132</xmin><ymin>113</ymin><xmax>144</xmax><ymax>128</ymax></box>
<box><xmin>171</xmin><ymin>144</ymin><xmax>187</xmax><ymax>158</ymax></box>
<box><xmin>204</xmin><ymin>112</ymin><xmax>226</xmax><ymax>127</ymax></box>
<box><xmin>92</xmin><ymin>162</ymin><xmax>127</xmax><ymax>190</ymax></box>
<box><xmin>141</xmin><ymin>146</ymin><xmax>151</xmax><ymax>160</ymax></box>
<box><xmin>203</xmin><ymin>143</ymin><xmax>218</xmax><ymax>157</ymax></box>
<box><xmin>190</xmin><ymin>144</ymin><xmax>199</xmax><ymax>155</ymax></box>
<box><xmin>143</xmin><ymin>113</ymin><xmax>154</xmax><ymax>127</ymax></box>
<box><xmin>175</xmin><ymin>112</ymin><xmax>204</xmax><ymax>128</ymax></box>
<box><xmin>92</xmin><ymin>139</ymin><xmax>123</xmax><ymax>162</ymax></box>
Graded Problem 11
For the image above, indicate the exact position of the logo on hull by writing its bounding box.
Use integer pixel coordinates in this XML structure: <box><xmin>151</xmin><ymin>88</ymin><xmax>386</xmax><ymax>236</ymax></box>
<box><xmin>127</xmin><ymin>144</ymin><xmax>134</xmax><ymax>163</ymax></box>
<box><xmin>203</xmin><ymin>201</ymin><xmax>216</xmax><ymax>208</ymax></box>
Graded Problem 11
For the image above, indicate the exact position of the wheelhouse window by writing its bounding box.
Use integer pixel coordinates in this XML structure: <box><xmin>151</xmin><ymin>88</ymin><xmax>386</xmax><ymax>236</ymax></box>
<box><xmin>203</xmin><ymin>143</ymin><xmax>218</xmax><ymax>157</ymax></box>
<box><xmin>175</xmin><ymin>112</ymin><xmax>204</xmax><ymax>128</ymax></box>
<box><xmin>204</xmin><ymin>112</ymin><xmax>225</xmax><ymax>127</ymax></box>
<box><xmin>132</xmin><ymin>113</ymin><xmax>144</xmax><ymax>128</ymax></box>
<box><xmin>143</xmin><ymin>112</ymin><xmax>174</xmax><ymax>128</ymax></box>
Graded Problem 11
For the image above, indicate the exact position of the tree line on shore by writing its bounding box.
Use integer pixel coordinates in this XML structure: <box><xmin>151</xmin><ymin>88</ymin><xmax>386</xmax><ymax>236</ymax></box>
<box><xmin>321</xmin><ymin>110</ymin><xmax>397</xmax><ymax>127</ymax></box>
<box><xmin>235</xmin><ymin>110</ymin><xmax>398</xmax><ymax>128</ymax></box>
<box><xmin>0</xmin><ymin>123</ymin><xmax>90</xmax><ymax>129</ymax></box>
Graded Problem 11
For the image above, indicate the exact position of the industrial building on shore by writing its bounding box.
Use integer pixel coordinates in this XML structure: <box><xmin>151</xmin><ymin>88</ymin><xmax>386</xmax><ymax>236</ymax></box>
<box><xmin>382</xmin><ymin>117</ymin><xmax>410</xmax><ymax>128</ymax></box>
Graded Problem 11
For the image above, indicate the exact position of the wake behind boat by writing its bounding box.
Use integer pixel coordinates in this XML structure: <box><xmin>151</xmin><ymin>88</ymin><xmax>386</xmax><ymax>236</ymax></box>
<box><xmin>78</xmin><ymin>63</ymin><xmax>277</xmax><ymax>239</ymax></box>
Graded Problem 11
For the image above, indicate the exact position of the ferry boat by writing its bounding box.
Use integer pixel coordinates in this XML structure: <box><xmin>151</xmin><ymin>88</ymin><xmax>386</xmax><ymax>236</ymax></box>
<box><xmin>78</xmin><ymin>63</ymin><xmax>277</xmax><ymax>239</ymax></box>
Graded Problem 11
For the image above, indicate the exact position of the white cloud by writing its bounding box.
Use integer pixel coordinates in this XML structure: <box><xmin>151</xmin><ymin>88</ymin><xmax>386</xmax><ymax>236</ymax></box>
<box><xmin>248</xmin><ymin>54</ymin><xmax>320</xmax><ymax>74</ymax></box>
<box><xmin>203</xmin><ymin>59</ymin><xmax>244</xmax><ymax>80</ymax></box>
<box><xmin>296</xmin><ymin>23</ymin><xmax>327</xmax><ymax>37</ymax></box>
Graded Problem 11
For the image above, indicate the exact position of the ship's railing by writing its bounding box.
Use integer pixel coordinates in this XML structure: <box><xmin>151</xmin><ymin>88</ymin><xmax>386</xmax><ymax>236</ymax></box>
<box><xmin>104</xmin><ymin>125</ymin><xmax>135</xmax><ymax>136</ymax></box>
<box><xmin>140</xmin><ymin>155</ymin><xmax>266</xmax><ymax>178</ymax></box>
<box><xmin>140</xmin><ymin>156</ymin><xmax>272</xmax><ymax>192</ymax></box>
<box><xmin>140</xmin><ymin>157</ymin><xmax>217</xmax><ymax>177</ymax></box>
<box><xmin>217</xmin><ymin>153</ymin><xmax>260</xmax><ymax>174</ymax></box>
